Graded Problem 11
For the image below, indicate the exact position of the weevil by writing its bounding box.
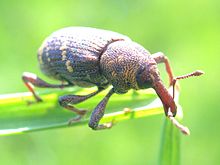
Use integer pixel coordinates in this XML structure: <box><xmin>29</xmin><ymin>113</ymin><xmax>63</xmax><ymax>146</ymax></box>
<box><xmin>22</xmin><ymin>27</ymin><xmax>204</xmax><ymax>134</ymax></box>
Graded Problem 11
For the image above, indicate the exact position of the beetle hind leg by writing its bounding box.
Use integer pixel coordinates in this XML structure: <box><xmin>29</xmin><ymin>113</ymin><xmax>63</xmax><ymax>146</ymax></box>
<box><xmin>22</xmin><ymin>72</ymin><xmax>72</xmax><ymax>103</ymax></box>
<box><xmin>59</xmin><ymin>87</ymin><xmax>104</xmax><ymax>124</ymax></box>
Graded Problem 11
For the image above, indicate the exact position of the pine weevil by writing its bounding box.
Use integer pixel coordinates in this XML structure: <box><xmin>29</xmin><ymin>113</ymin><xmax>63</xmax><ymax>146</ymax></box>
<box><xmin>22</xmin><ymin>27</ymin><xmax>204</xmax><ymax>135</ymax></box>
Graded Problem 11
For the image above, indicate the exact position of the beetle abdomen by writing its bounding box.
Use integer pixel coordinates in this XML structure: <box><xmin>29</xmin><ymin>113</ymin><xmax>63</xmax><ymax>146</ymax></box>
<box><xmin>38</xmin><ymin>27</ymin><xmax>131</xmax><ymax>87</ymax></box>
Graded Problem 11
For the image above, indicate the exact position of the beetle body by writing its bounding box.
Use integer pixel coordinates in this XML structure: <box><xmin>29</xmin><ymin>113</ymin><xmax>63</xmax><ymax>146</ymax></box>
<box><xmin>22</xmin><ymin>27</ymin><xmax>203</xmax><ymax>134</ymax></box>
<box><xmin>38</xmin><ymin>27</ymin><xmax>157</xmax><ymax>94</ymax></box>
<box><xmin>38</xmin><ymin>27</ymin><xmax>129</xmax><ymax>88</ymax></box>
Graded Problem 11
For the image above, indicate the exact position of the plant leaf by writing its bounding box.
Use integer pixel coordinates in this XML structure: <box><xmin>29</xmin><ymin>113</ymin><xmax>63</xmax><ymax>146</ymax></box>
<box><xmin>0</xmin><ymin>87</ymin><xmax>165</xmax><ymax>136</ymax></box>
<box><xmin>158</xmin><ymin>89</ymin><xmax>181</xmax><ymax>165</ymax></box>
<box><xmin>158</xmin><ymin>118</ymin><xmax>181</xmax><ymax>165</ymax></box>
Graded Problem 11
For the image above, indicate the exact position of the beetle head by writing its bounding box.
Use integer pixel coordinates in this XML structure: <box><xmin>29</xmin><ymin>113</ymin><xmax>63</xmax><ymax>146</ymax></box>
<box><xmin>136</xmin><ymin>62</ymin><xmax>153</xmax><ymax>90</ymax></box>
<box><xmin>136</xmin><ymin>61</ymin><xmax>177</xmax><ymax>116</ymax></box>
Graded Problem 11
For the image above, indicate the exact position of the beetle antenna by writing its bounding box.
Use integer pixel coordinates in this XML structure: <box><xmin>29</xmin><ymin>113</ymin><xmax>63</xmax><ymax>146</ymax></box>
<box><xmin>167</xmin><ymin>109</ymin><xmax>190</xmax><ymax>135</ymax></box>
<box><xmin>172</xmin><ymin>70</ymin><xmax>204</xmax><ymax>98</ymax></box>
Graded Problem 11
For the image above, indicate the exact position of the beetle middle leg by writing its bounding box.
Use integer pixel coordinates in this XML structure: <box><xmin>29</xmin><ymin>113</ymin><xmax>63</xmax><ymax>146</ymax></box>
<box><xmin>22</xmin><ymin>72</ymin><xmax>72</xmax><ymax>102</ymax></box>
<box><xmin>89</xmin><ymin>88</ymin><xmax>115</xmax><ymax>130</ymax></box>
<box><xmin>151</xmin><ymin>52</ymin><xmax>174</xmax><ymax>86</ymax></box>
<box><xmin>59</xmin><ymin>87</ymin><xmax>105</xmax><ymax>124</ymax></box>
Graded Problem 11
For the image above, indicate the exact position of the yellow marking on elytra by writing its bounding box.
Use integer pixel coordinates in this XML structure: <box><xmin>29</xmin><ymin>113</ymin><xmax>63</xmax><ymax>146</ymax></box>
<box><xmin>65</xmin><ymin>60</ymin><xmax>74</xmax><ymax>72</ymax></box>
<box><xmin>62</xmin><ymin>50</ymin><xmax>67</xmax><ymax>56</ymax></box>
<box><xmin>37</xmin><ymin>38</ymin><xmax>50</xmax><ymax>65</ymax></box>
<box><xmin>61</xmin><ymin>50</ymin><xmax>67</xmax><ymax>61</ymax></box>
<box><xmin>60</xmin><ymin>41</ymin><xmax>68</xmax><ymax>51</ymax></box>
<box><xmin>38</xmin><ymin>56</ymin><xmax>43</xmax><ymax>64</ymax></box>
<box><xmin>38</xmin><ymin>47</ymin><xmax>43</xmax><ymax>56</ymax></box>
<box><xmin>47</xmin><ymin>58</ymin><xmax>51</xmax><ymax>62</ymax></box>
<box><xmin>60</xmin><ymin>45</ymin><xmax>67</xmax><ymax>51</ymax></box>
<box><xmin>38</xmin><ymin>45</ymin><xmax>44</xmax><ymax>64</ymax></box>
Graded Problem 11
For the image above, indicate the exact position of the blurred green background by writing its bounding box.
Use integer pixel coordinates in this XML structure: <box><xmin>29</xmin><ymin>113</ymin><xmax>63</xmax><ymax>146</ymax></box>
<box><xmin>0</xmin><ymin>0</ymin><xmax>219</xmax><ymax>164</ymax></box>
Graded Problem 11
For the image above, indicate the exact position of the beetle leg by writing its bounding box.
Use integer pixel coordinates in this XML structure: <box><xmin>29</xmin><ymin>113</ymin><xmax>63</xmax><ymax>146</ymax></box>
<box><xmin>22</xmin><ymin>72</ymin><xmax>72</xmax><ymax>102</ymax></box>
<box><xmin>151</xmin><ymin>52</ymin><xmax>174</xmax><ymax>86</ymax></box>
<box><xmin>59</xmin><ymin>87</ymin><xmax>104</xmax><ymax>124</ymax></box>
<box><xmin>89</xmin><ymin>88</ymin><xmax>115</xmax><ymax>130</ymax></box>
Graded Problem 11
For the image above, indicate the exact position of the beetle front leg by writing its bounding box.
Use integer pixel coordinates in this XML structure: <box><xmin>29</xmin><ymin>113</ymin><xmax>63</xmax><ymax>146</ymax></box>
<box><xmin>89</xmin><ymin>88</ymin><xmax>114</xmax><ymax>130</ymax></box>
<box><xmin>22</xmin><ymin>72</ymin><xmax>72</xmax><ymax>102</ymax></box>
<box><xmin>59</xmin><ymin>87</ymin><xmax>104</xmax><ymax>124</ymax></box>
<box><xmin>151</xmin><ymin>52</ymin><xmax>174</xmax><ymax>86</ymax></box>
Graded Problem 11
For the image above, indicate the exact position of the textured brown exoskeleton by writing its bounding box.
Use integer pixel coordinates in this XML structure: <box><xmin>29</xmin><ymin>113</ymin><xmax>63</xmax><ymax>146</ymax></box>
<box><xmin>22</xmin><ymin>27</ymin><xmax>204</xmax><ymax>134</ymax></box>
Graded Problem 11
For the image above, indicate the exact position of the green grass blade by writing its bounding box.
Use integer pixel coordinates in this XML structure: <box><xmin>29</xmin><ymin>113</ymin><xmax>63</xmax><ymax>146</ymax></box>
<box><xmin>158</xmin><ymin>90</ymin><xmax>181</xmax><ymax>165</ymax></box>
<box><xmin>0</xmin><ymin>87</ymin><xmax>165</xmax><ymax>136</ymax></box>
<box><xmin>158</xmin><ymin>118</ymin><xmax>181</xmax><ymax>165</ymax></box>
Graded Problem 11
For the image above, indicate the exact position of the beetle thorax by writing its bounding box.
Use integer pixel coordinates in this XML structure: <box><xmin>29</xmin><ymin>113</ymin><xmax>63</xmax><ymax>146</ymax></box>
<box><xmin>100</xmin><ymin>41</ymin><xmax>153</xmax><ymax>94</ymax></box>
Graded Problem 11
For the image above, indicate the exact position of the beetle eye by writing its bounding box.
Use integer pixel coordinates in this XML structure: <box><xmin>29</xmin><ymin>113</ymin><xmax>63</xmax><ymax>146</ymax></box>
<box><xmin>137</xmin><ymin>66</ymin><xmax>145</xmax><ymax>76</ymax></box>
<box><xmin>136</xmin><ymin>65</ymin><xmax>152</xmax><ymax>89</ymax></box>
